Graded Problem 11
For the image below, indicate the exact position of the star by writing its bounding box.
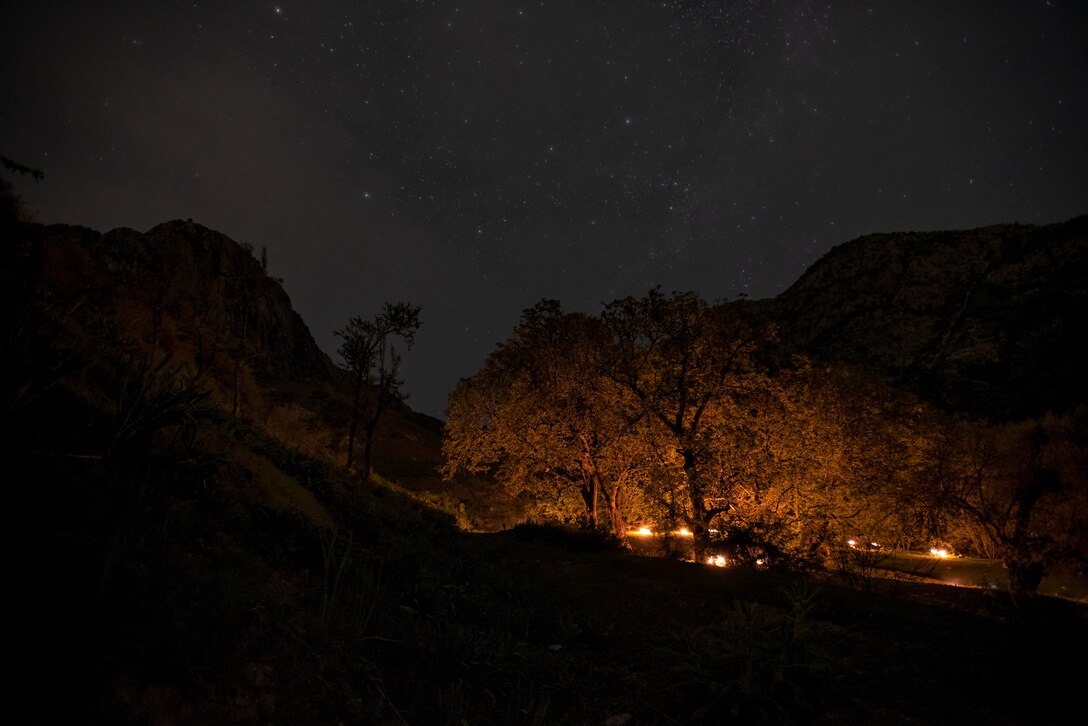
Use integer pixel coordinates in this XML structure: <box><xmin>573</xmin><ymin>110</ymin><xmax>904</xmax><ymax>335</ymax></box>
<box><xmin>2</xmin><ymin>0</ymin><xmax>1084</xmax><ymax>418</ymax></box>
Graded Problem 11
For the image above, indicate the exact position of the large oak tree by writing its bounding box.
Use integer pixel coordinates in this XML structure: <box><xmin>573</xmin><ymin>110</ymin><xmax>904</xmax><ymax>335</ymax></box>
<box><xmin>443</xmin><ymin>300</ymin><xmax>646</xmax><ymax>541</ymax></box>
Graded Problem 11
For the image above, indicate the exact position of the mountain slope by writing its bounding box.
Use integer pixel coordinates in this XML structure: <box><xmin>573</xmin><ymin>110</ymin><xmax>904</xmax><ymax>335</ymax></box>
<box><xmin>22</xmin><ymin>216</ymin><xmax>520</xmax><ymax>527</ymax></box>
<box><xmin>36</xmin><ymin>219</ymin><xmax>335</xmax><ymax>392</ymax></box>
<box><xmin>31</xmin><ymin>219</ymin><xmax>399</xmax><ymax>459</ymax></box>
<box><xmin>770</xmin><ymin>215</ymin><xmax>1088</xmax><ymax>419</ymax></box>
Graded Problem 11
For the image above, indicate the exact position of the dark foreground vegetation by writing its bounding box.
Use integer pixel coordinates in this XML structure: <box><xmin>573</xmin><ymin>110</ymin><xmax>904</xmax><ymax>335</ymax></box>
<box><xmin>3</xmin><ymin>176</ymin><xmax>1087</xmax><ymax>723</ymax></box>
<box><xmin>8</xmin><ymin>409</ymin><xmax>1088</xmax><ymax>724</ymax></box>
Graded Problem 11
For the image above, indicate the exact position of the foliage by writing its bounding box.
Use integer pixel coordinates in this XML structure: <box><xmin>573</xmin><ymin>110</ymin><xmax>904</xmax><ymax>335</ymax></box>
<box><xmin>445</xmin><ymin>289</ymin><xmax>1088</xmax><ymax>593</ymax></box>
<box><xmin>443</xmin><ymin>300</ymin><xmax>647</xmax><ymax>541</ymax></box>
<box><xmin>107</xmin><ymin>353</ymin><xmax>209</xmax><ymax>464</ymax></box>
<box><xmin>925</xmin><ymin>409</ymin><xmax>1088</xmax><ymax>596</ymax></box>
<box><xmin>600</xmin><ymin>290</ymin><xmax>780</xmax><ymax>558</ymax></box>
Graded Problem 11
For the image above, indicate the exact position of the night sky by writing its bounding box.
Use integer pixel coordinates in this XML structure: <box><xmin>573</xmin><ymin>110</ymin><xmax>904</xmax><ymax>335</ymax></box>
<box><xmin>3</xmin><ymin>1</ymin><xmax>1085</xmax><ymax>418</ymax></box>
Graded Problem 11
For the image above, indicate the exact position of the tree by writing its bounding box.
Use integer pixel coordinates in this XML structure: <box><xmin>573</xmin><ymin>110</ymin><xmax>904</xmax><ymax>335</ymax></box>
<box><xmin>443</xmin><ymin>300</ymin><xmax>647</xmax><ymax>541</ymax></box>
<box><xmin>601</xmin><ymin>290</ymin><xmax>776</xmax><ymax>560</ymax></box>
<box><xmin>712</xmin><ymin>362</ymin><xmax>934</xmax><ymax>568</ymax></box>
<box><xmin>0</xmin><ymin>155</ymin><xmax>44</xmax><ymax>181</ymax></box>
<box><xmin>929</xmin><ymin>411</ymin><xmax>1088</xmax><ymax>598</ymax></box>
<box><xmin>335</xmin><ymin>302</ymin><xmax>421</xmax><ymax>477</ymax></box>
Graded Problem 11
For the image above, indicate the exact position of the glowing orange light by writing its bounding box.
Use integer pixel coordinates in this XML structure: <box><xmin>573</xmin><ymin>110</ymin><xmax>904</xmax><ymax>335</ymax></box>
<box><xmin>705</xmin><ymin>554</ymin><xmax>728</xmax><ymax>567</ymax></box>
<box><xmin>633</xmin><ymin>527</ymin><xmax>652</xmax><ymax>536</ymax></box>
<box><xmin>847</xmin><ymin>539</ymin><xmax>857</xmax><ymax>548</ymax></box>
<box><xmin>677</xmin><ymin>527</ymin><xmax>693</xmax><ymax>537</ymax></box>
<box><xmin>929</xmin><ymin>548</ymin><xmax>950</xmax><ymax>558</ymax></box>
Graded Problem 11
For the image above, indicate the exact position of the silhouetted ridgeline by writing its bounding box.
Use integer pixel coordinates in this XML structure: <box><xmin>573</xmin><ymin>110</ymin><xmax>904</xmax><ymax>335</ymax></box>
<box><xmin>37</xmin><ymin>220</ymin><xmax>337</xmax><ymax>386</ymax></box>
<box><xmin>17</xmin><ymin>214</ymin><xmax>498</xmax><ymax>524</ymax></box>
<box><xmin>26</xmin><ymin>214</ymin><xmax>1088</xmax><ymax>425</ymax></box>
<box><xmin>770</xmin><ymin>216</ymin><xmax>1088</xmax><ymax>420</ymax></box>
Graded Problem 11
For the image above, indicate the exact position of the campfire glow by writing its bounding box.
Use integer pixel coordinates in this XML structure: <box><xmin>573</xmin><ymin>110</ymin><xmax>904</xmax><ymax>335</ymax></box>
<box><xmin>929</xmin><ymin>548</ymin><xmax>950</xmax><ymax>558</ymax></box>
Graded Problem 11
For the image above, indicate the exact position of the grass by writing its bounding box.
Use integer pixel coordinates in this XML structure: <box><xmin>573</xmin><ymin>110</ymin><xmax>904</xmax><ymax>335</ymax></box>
<box><xmin>4</xmin><ymin>324</ymin><xmax>1084</xmax><ymax>724</ymax></box>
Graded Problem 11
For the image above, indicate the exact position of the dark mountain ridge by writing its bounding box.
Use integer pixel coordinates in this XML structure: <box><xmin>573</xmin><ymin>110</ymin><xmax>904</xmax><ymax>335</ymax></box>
<box><xmin>13</xmin><ymin>215</ymin><xmax>514</xmax><ymax>527</ymax></box>
<box><xmin>22</xmin><ymin>213</ymin><xmax>1087</xmax><ymax>468</ymax></box>
<box><xmin>37</xmin><ymin>219</ymin><xmax>338</xmax><ymax>385</ymax></box>
<box><xmin>24</xmin><ymin>213</ymin><xmax>1088</xmax><ymax>429</ymax></box>
<box><xmin>769</xmin><ymin>215</ymin><xmax>1088</xmax><ymax>420</ymax></box>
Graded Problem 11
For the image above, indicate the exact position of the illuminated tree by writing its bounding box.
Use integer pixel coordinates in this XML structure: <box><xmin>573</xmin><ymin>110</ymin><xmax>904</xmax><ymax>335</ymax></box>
<box><xmin>443</xmin><ymin>300</ymin><xmax>645</xmax><ymax>541</ymax></box>
<box><xmin>601</xmin><ymin>290</ymin><xmax>777</xmax><ymax>559</ymax></box>
<box><xmin>725</xmin><ymin>363</ymin><xmax>936</xmax><ymax>566</ymax></box>
<box><xmin>929</xmin><ymin>411</ymin><xmax>1088</xmax><ymax>598</ymax></box>
<box><xmin>335</xmin><ymin>301</ymin><xmax>421</xmax><ymax>477</ymax></box>
<box><xmin>447</xmin><ymin>286</ymin><xmax>1088</xmax><ymax>583</ymax></box>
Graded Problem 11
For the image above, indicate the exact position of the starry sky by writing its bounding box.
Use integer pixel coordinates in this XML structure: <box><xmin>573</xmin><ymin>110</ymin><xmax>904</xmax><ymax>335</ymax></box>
<box><xmin>3</xmin><ymin>1</ymin><xmax>1086</xmax><ymax>418</ymax></box>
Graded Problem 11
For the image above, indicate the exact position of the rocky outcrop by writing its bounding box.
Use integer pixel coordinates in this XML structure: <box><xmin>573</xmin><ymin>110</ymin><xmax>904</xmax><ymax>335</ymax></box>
<box><xmin>25</xmin><ymin>218</ymin><xmax>451</xmax><ymax>484</ymax></box>
<box><xmin>35</xmin><ymin>219</ymin><xmax>338</xmax><ymax>388</ymax></box>
<box><xmin>771</xmin><ymin>215</ymin><xmax>1088</xmax><ymax>419</ymax></box>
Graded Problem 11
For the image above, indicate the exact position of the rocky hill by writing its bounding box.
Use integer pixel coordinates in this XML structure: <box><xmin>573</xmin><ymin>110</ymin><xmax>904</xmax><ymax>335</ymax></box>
<box><xmin>12</xmin><ymin>216</ymin><xmax>518</xmax><ymax>528</ymax></box>
<box><xmin>36</xmin><ymin>220</ymin><xmax>337</xmax><ymax>385</ymax></box>
<box><xmin>769</xmin><ymin>215</ymin><xmax>1088</xmax><ymax>420</ymax></box>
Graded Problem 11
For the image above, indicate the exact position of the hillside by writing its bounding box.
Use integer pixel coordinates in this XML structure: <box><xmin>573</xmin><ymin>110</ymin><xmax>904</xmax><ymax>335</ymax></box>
<box><xmin>5</xmin><ymin>188</ymin><xmax>1088</xmax><ymax>723</ymax></box>
<box><xmin>770</xmin><ymin>216</ymin><xmax>1088</xmax><ymax>420</ymax></box>
<box><xmin>35</xmin><ymin>220</ymin><xmax>334</xmax><ymax>382</ymax></box>
<box><xmin>12</xmin><ymin>216</ymin><xmax>521</xmax><ymax>529</ymax></box>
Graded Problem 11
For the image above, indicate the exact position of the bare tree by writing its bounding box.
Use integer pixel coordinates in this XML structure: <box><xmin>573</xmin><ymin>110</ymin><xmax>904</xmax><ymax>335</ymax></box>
<box><xmin>335</xmin><ymin>302</ymin><xmax>421</xmax><ymax>477</ymax></box>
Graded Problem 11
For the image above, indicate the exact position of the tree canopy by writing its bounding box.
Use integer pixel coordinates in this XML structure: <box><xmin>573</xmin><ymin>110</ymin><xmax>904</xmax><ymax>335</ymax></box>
<box><xmin>444</xmin><ymin>291</ymin><xmax>1088</xmax><ymax>593</ymax></box>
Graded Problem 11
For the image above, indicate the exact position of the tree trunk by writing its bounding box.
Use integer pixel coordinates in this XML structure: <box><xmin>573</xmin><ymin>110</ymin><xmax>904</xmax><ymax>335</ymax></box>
<box><xmin>607</xmin><ymin>484</ymin><xmax>629</xmax><ymax>547</ymax></box>
<box><xmin>346</xmin><ymin>370</ymin><xmax>362</xmax><ymax>469</ymax></box>
<box><xmin>1002</xmin><ymin>467</ymin><xmax>1054</xmax><ymax>600</ymax></box>
<box><xmin>1005</xmin><ymin>554</ymin><xmax>1045</xmax><ymax>600</ymax></box>
<box><xmin>682</xmin><ymin>447</ymin><xmax>711</xmax><ymax>561</ymax></box>
<box><xmin>578</xmin><ymin>483</ymin><xmax>591</xmax><ymax>523</ymax></box>
<box><xmin>578</xmin><ymin>475</ymin><xmax>599</xmax><ymax>529</ymax></box>
<box><xmin>578</xmin><ymin>436</ymin><xmax>603</xmax><ymax>531</ymax></box>
<box><xmin>590</xmin><ymin>473</ymin><xmax>600</xmax><ymax>529</ymax></box>
<box><xmin>362</xmin><ymin>419</ymin><xmax>378</xmax><ymax>481</ymax></box>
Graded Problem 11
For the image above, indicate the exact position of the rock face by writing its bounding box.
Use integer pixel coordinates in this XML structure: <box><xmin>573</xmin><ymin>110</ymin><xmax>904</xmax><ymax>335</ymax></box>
<box><xmin>24</xmin><ymin>217</ymin><xmax>452</xmax><ymax>486</ymax></box>
<box><xmin>770</xmin><ymin>215</ymin><xmax>1088</xmax><ymax>420</ymax></box>
<box><xmin>35</xmin><ymin>219</ymin><xmax>338</xmax><ymax>389</ymax></box>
